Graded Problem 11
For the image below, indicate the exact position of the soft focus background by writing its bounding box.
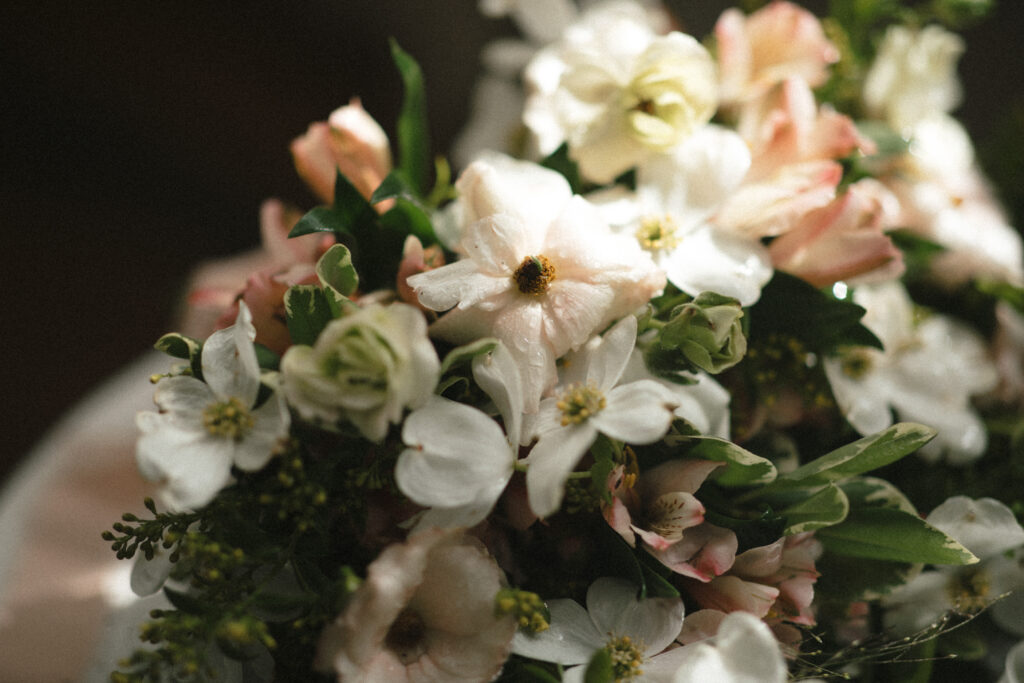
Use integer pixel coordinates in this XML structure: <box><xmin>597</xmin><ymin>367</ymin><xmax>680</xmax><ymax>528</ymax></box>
<box><xmin>1</xmin><ymin>0</ymin><xmax>1022</xmax><ymax>486</ymax></box>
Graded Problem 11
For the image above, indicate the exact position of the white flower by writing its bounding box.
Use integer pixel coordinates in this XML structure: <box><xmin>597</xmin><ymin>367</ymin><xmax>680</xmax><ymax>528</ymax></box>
<box><xmin>395</xmin><ymin>342</ymin><xmax>523</xmax><ymax>531</ymax></box>
<box><xmin>591</xmin><ymin>124</ymin><xmax>772</xmax><ymax>306</ymax></box>
<box><xmin>315</xmin><ymin>528</ymin><xmax>516</xmax><ymax>682</ymax></box>
<box><xmin>408</xmin><ymin>155</ymin><xmax>664</xmax><ymax>412</ymax></box>
<box><xmin>136</xmin><ymin>303</ymin><xmax>290</xmax><ymax>510</ymax></box>
<box><xmin>523</xmin><ymin>1</ymin><xmax>717</xmax><ymax>183</ymax></box>
<box><xmin>511</xmin><ymin>576</ymin><xmax>687</xmax><ymax>683</ymax></box>
<box><xmin>824</xmin><ymin>281</ymin><xmax>998</xmax><ymax>463</ymax></box>
<box><xmin>884</xmin><ymin>497</ymin><xmax>1024</xmax><ymax>636</ymax></box>
<box><xmin>280</xmin><ymin>303</ymin><xmax>440</xmax><ymax>442</ymax></box>
<box><xmin>863</xmin><ymin>24</ymin><xmax>964</xmax><ymax>132</ymax></box>
<box><xmin>669</xmin><ymin>611</ymin><xmax>788</xmax><ymax>683</ymax></box>
<box><xmin>524</xmin><ymin>316</ymin><xmax>680</xmax><ymax>518</ymax></box>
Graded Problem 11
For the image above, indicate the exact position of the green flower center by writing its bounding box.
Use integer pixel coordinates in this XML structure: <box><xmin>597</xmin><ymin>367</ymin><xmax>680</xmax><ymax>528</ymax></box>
<box><xmin>557</xmin><ymin>382</ymin><xmax>606</xmax><ymax>426</ymax></box>
<box><xmin>513</xmin><ymin>255</ymin><xmax>556</xmax><ymax>295</ymax></box>
<box><xmin>947</xmin><ymin>566</ymin><xmax>992</xmax><ymax>612</ymax></box>
<box><xmin>635</xmin><ymin>215</ymin><xmax>681</xmax><ymax>253</ymax></box>
<box><xmin>202</xmin><ymin>397</ymin><xmax>254</xmax><ymax>441</ymax></box>
<box><xmin>605</xmin><ymin>634</ymin><xmax>646</xmax><ymax>681</ymax></box>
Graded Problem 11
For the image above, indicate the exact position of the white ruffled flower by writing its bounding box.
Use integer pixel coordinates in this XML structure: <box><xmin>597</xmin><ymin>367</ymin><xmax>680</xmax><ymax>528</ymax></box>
<box><xmin>824</xmin><ymin>281</ymin><xmax>997</xmax><ymax>464</ymax></box>
<box><xmin>512</xmin><ymin>577</ymin><xmax>688</xmax><ymax>683</ymax></box>
<box><xmin>136</xmin><ymin>303</ymin><xmax>290</xmax><ymax>510</ymax></box>
<box><xmin>315</xmin><ymin>528</ymin><xmax>516</xmax><ymax>682</ymax></box>
<box><xmin>395</xmin><ymin>342</ymin><xmax>523</xmax><ymax>531</ymax></box>
<box><xmin>280</xmin><ymin>303</ymin><xmax>440</xmax><ymax>442</ymax></box>
<box><xmin>863</xmin><ymin>24</ymin><xmax>964</xmax><ymax>132</ymax></box>
<box><xmin>590</xmin><ymin>124</ymin><xmax>772</xmax><ymax>306</ymax></box>
<box><xmin>523</xmin><ymin>1</ymin><xmax>717</xmax><ymax>183</ymax></box>
<box><xmin>408</xmin><ymin>154</ymin><xmax>664</xmax><ymax>412</ymax></box>
<box><xmin>884</xmin><ymin>497</ymin><xmax>1024</xmax><ymax>636</ymax></box>
<box><xmin>524</xmin><ymin>316</ymin><xmax>680</xmax><ymax>518</ymax></box>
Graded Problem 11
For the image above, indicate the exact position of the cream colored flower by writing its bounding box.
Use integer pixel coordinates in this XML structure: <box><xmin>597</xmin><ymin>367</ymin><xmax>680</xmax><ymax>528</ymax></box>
<box><xmin>315</xmin><ymin>528</ymin><xmax>516</xmax><ymax>682</ymax></box>
<box><xmin>523</xmin><ymin>1</ymin><xmax>716</xmax><ymax>183</ymax></box>
<box><xmin>280</xmin><ymin>303</ymin><xmax>440</xmax><ymax>442</ymax></box>
<box><xmin>863</xmin><ymin>24</ymin><xmax>964</xmax><ymax>132</ymax></box>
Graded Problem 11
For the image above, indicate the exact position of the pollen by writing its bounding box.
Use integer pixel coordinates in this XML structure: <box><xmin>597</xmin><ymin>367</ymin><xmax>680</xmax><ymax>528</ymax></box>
<box><xmin>605</xmin><ymin>634</ymin><xmax>646</xmax><ymax>681</ymax></box>
<box><xmin>557</xmin><ymin>382</ymin><xmax>606</xmax><ymax>426</ymax></box>
<box><xmin>202</xmin><ymin>397</ymin><xmax>254</xmax><ymax>441</ymax></box>
<box><xmin>947</xmin><ymin>566</ymin><xmax>992</xmax><ymax>613</ymax></box>
<box><xmin>513</xmin><ymin>255</ymin><xmax>556</xmax><ymax>295</ymax></box>
<box><xmin>635</xmin><ymin>215</ymin><xmax>681</xmax><ymax>253</ymax></box>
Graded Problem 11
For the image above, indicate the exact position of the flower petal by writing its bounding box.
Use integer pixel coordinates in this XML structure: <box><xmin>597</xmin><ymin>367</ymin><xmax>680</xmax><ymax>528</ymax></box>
<box><xmin>511</xmin><ymin>598</ymin><xmax>603</xmax><ymax>665</ymax></box>
<box><xmin>202</xmin><ymin>301</ymin><xmax>261</xmax><ymax>404</ymax></box>
<box><xmin>526</xmin><ymin>424</ymin><xmax>598</xmax><ymax>518</ymax></box>
<box><xmin>593</xmin><ymin>380</ymin><xmax>678</xmax><ymax>444</ymax></box>
<box><xmin>586</xmin><ymin>577</ymin><xmax>685</xmax><ymax>655</ymax></box>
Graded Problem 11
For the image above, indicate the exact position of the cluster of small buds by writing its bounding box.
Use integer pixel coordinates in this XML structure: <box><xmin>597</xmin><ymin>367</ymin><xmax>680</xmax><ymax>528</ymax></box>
<box><xmin>562</xmin><ymin>477</ymin><xmax>603</xmax><ymax>515</ymax></box>
<box><xmin>177</xmin><ymin>532</ymin><xmax>246</xmax><ymax>585</ymax></box>
<box><xmin>102</xmin><ymin>497</ymin><xmax>194</xmax><ymax>561</ymax></box>
<box><xmin>494</xmin><ymin>588</ymin><xmax>550</xmax><ymax>633</ymax></box>
<box><xmin>256</xmin><ymin>449</ymin><xmax>328</xmax><ymax>532</ymax></box>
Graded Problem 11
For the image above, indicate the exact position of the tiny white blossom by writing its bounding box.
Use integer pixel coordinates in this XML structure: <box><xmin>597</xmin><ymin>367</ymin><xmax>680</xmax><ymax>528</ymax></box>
<box><xmin>136</xmin><ymin>303</ymin><xmax>290</xmax><ymax>510</ymax></box>
<box><xmin>525</xmin><ymin>315</ymin><xmax>679</xmax><ymax>518</ymax></box>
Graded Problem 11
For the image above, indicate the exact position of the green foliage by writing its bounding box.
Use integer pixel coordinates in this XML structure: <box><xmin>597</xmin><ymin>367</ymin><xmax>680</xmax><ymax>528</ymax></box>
<box><xmin>817</xmin><ymin>506</ymin><xmax>978</xmax><ymax>564</ymax></box>
<box><xmin>682</xmin><ymin>435</ymin><xmax>778</xmax><ymax>487</ymax></box>
<box><xmin>645</xmin><ymin>292</ymin><xmax>747</xmax><ymax>377</ymax></box>
<box><xmin>284</xmin><ymin>285</ymin><xmax>334</xmax><ymax>346</ymax></box>
<box><xmin>390</xmin><ymin>39</ymin><xmax>431</xmax><ymax>196</ymax></box>
<box><xmin>749</xmin><ymin>271</ymin><xmax>882</xmax><ymax>352</ymax></box>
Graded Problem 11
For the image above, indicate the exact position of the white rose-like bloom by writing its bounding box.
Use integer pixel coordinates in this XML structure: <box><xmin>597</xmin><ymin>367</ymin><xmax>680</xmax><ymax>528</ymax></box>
<box><xmin>669</xmin><ymin>611</ymin><xmax>788</xmax><ymax>683</ymax></box>
<box><xmin>280</xmin><ymin>303</ymin><xmax>440</xmax><ymax>442</ymax></box>
<box><xmin>408</xmin><ymin>155</ymin><xmax>664</xmax><ymax>412</ymax></box>
<box><xmin>315</xmin><ymin>528</ymin><xmax>516</xmax><ymax>682</ymax></box>
<box><xmin>824</xmin><ymin>281</ymin><xmax>998</xmax><ymax>464</ymax></box>
<box><xmin>136</xmin><ymin>302</ymin><xmax>290</xmax><ymax>511</ymax></box>
<box><xmin>863</xmin><ymin>24</ymin><xmax>964</xmax><ymax>132</ymax></box>
<box><xmin>523</xmin><ymin>1</ymin><xmax>717</xmax><ymax>183</ymax></box>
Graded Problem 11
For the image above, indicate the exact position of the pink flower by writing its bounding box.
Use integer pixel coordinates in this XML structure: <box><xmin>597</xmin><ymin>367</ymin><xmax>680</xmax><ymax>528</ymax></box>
<box><xmin>680</xmin><ymin>533</ymin><xmax>822</xmax><ymax>649</ymax></box>
<box><xmin>182</xmin><ymin>199</ymin><xmax>331</xmax><ymax>344</ymax></box>
<box><xmin>770</xmin><ymin>179</ymin><xmax>905</xmax><ymax>288</ymax></box>
<box><xmin>603</xmin><ymin>459</ymin><xmax>739</xmax><ymax>582</ymax></box>
<box><xmin>716</xmin><ymin>1</ymin><xmax>838</xmax><ymax>108</ymax></box>
<box><xmin>396</xmin><ymin>235</ymin><xmax>446</xmax><ymax>311</ymax></box>
<box><xmin>315</xmin><ymin>528</ymin><xmax>516</xmax><ymax>682</ymax></box>
<box><xmin>291</xmin><ymin>98</ymin><xmax>393</xmax><ymax>205</ymax></box>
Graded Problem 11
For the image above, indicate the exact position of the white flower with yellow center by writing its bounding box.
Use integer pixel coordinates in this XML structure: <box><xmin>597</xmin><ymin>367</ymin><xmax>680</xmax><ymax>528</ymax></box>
<box><xmin>512</xmin><ymin>577</ymin><xmax>689</xmax><ymax>683</ymax></box>
<box><xmin>408</xmin><ymin>154</ymin><xmax>664</xmax><ymax>413</ymax></box>
<box><xmin>523</xmin><ymin>1</ymin><xmax>717</xmax><ymax>184</ymax></box>
<box><xmin>590</xmin><ymin>124</ymin><xmax>772</xmax><ymax>306</ymax></box>
<box><xmin>136</xmin><ymin>303</ymin><xmax>290</xmax><ymax>511</ymax></box>
<box><xmin>823</xmin><ymin>281</ymin><xmax>997</xmax><ymax>463</ymax></box>
<box><xmin>524</xmin><ymin>315</ymin><xmax>679</xmax><ymax>518</ymax></box>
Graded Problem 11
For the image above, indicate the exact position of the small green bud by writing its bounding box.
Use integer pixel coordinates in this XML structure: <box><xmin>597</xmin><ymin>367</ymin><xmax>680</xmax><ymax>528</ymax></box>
<box><xmin>646</xmin><ymin>291</ymin><xmax>747</xmax><ymax>376</ymax></box>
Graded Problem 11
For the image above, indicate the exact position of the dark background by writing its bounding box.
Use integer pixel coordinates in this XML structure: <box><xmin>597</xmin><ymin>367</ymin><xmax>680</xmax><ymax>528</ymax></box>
<box><xmin>2</xmin><ymin>1</ymin><xmax>1022</xmax><ymax>485</ymax></box>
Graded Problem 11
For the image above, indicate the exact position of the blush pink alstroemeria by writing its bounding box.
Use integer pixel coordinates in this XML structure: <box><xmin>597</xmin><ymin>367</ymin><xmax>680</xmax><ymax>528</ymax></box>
<box><xmin>408</xmin><ymin>155</ymin><xmax>664</xmax><ymax>412</ymax></box>
<box><xmin>604</xmin><ymin>459</ymin><xmax>739</xmax><ymax>582</ymax></box>
<box><xmin>718</xmin><ymin>78</ymin><xmax>870</xmax><ymax>240</ymax></box>
<box><xmin>291</xmin><ymin>98</ymin><xmax>393</xmax><ymax>205</ymax></box>
<box><xmin>680</xmin><ymin>532</ymin><xmax>822</xmax><ymax>649</ymax></box>
<box><xmin>315</xmin><ymin>528</ymin><xmax>516</xmax><ymax>682</ymax></box>
<box><xmin>770</xmin><ymin>179</ymin><xmax>905</xmax><ymax>288</ymax></box>
<box><xmin>716</xmin><ymin>1</ymin><xmax>838</xmax><ymax>108</ymax></box>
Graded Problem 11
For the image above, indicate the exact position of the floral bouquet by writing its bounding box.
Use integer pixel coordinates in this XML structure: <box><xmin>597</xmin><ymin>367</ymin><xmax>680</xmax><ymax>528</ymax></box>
<box><xmin>103</xmin><ymin>0</ymin><xmax>1024</xmax><ymax>680</ymax></box>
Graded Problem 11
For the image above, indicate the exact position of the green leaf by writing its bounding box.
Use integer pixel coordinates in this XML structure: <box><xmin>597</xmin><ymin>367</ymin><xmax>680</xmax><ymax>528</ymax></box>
<box><xmin>780</xmin><ymin>483</ymin><xmax>850</xmax><ymax>534</ymax></box>
<box><xmin>815</xmin><ymin>551</ymin><xmax>920</xmax><ymax>603</ymax></box>
<box><xmin>154</xmin><ymin>332</ymin><xmax>202</xmax><ymax>361</ymax></box>
<box><xmin>439</xmin><ymin>338</ymin><xmax>500</xmax><ymax>376</ymax></box>
<box><xmin>316</xmin><ymin>244</ymin><xmax>359</xmax><ymax>298</ymax></box>
<box><xmin>816</xmin><ymin>507</ymin><xmax>978</xmax><ymax>565</ymax></box>
<box><xmin>773</xmin><ymin>423</ymin><xmax>937</xmax><ymax>489</ymax></box>
<box><xmin>976</xmin><ymin>277</ymin><xmax>1024</xmax><ymax>315</ymax></box>
<box><xmin>284</xmin><ymin>285</ymin><xmax>334</xmax><ymax>346</ymax></box>
<box><xmin>840</xmin><ymin>476</ymin><xmax>917</xmax><ymax>515</ymax></box>
<box><xmin>390</xmin><ymin>39</ymin><xmax>431</xmax><ymax>196</ymax></box>
<box><xmin>583</xmin><ymin>648</ymin><xmax>614</xmax><ymax>683</ymax></box>
<box><xmin>684</xmin><ymin>437</ymin><xmax>778</xmax><ymax>487</ymax></box>
<box><xmin>163</xmin><ymin>586</ymin><xmax>207</xmax><ymax>615</ymax></box>
<box><xmin>369</xmin><ymin>170</ymin><xmax>412</xmax><ymax>204</ymax></box>
<box><xmin>253</xmin><ymin>343</ymin><xmax>280</xmax><ymax>371</ymax></box>
<box><xmin>889</xmin><ymin>229</ymin><xmax>947</xmax><ymax>281</ymax></box>
<box><xmin>749</xmin><ymin>271</ymin><xmax>882</xmax><ymax>352</ymax></box>
<box><xmin>379</xmin><ymin>197</ymin><xmax>437</xmax><ymax>246</ymax></box>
